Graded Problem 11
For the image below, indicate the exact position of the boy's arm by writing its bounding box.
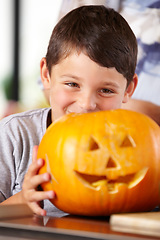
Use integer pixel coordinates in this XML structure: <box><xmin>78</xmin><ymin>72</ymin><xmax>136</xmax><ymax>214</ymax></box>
<box><xmin>0</xmin><ymin>192</ymin><xmax>22</xmax><ymax>205</ymax></box>
<box><xmin>122</xmin><ymin>99</ymin><xmax>160</xmax><ymax>126</ymax></box>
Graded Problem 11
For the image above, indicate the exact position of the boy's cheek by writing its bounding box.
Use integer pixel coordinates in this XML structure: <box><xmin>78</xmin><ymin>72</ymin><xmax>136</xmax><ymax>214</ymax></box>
<box><xmin>100</xmin><ymin>97</ymin><xmax>123</xmax><ymax>111</ymax></box>
<box><xmin>50</xmin><ymin>89</ymin><xmax>74</xmax><ymax>108</ymax></box>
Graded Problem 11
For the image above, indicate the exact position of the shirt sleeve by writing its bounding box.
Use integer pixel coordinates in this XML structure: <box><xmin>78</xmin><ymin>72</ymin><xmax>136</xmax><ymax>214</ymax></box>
<box><xmin>0</xmin><ymin>117</ymin><xmax>18</xmax><ymax>201</ymax></box>
<box><xmin>0</xmin><ymin>116</ymin><xmax>33</xmax><ymax>201</ymax></box>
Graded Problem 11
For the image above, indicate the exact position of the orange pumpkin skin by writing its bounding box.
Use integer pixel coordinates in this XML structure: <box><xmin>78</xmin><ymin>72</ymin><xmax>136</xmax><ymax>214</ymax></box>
<box><xmin>37</xmin><ymin>109</ymin><xmax>160</xmax><ymax>216</ymax></box>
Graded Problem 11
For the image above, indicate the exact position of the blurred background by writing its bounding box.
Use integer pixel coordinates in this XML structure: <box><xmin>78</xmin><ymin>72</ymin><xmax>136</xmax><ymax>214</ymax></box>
<box><xmin>0</xmin><ymin>0</ymin><xmax>160</xmax><ymax>119</ymax></box>
<box><xmin>0</xmin><ymin>0</ymin><xmax>63</xmax><ymax>118</ymax></box>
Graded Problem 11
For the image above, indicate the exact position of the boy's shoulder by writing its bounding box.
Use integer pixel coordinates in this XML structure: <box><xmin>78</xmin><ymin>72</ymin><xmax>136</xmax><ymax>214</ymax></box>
<box><xmin>0</xmin><ymin>107</ymin><xmax>51</xmax><ymax>130</ymax></box>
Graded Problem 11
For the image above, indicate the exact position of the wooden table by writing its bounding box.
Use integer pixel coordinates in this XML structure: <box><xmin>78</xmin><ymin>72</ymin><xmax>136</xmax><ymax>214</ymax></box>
<box><xmin>0</xmin><ymin>214</ymin><xmax>159</xmax><ymax>240</ymax></box>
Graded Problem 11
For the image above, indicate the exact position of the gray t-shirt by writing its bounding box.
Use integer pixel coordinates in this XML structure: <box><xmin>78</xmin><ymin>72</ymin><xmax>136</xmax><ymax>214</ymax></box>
<box><xmin>0</xmin><ymin>108</ymin><xmax>67</xmax><ymax>217</ymax></box>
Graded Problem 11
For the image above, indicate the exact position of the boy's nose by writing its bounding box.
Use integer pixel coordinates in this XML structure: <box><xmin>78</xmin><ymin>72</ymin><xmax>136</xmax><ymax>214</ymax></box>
<box><xmin>78</xmin><ymin>92</ymin><xmax>97</xmax><ymax>112</ymax></box>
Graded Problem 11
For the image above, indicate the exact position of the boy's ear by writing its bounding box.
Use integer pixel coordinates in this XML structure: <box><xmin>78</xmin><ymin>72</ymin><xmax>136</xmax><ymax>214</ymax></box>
<box><xmin>122</xmin><ymin>74</ymin><xmax>138</xmax><ymax>103</ymax></box>
<box><xmin>40</xmin><ymin>57</ymin><xmax>50</xmax><ymax>89</ymax></box>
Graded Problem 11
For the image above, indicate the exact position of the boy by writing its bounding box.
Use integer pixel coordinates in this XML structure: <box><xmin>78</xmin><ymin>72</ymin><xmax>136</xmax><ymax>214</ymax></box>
<box><xmin>0</xmin><ymin>5</ymin><xmax>138</xmax><ymax>217</ymax></box>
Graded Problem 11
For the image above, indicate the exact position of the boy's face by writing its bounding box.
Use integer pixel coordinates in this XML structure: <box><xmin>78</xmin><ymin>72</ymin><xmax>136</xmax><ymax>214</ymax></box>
<box><xmin>41</xmin><ymin>52</ymin><xmax>137</xmax><ymax>122</ymax></box>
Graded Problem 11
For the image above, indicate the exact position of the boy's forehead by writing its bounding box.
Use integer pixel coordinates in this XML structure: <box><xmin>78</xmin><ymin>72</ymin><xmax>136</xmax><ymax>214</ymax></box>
<box><xmin>50</xmin><ymin>51</ymin><xmax>127</xmax><ymax>84</ymax></box>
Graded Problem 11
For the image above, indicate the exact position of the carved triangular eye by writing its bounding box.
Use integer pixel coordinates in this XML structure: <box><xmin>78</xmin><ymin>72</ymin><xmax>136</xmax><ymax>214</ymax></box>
<box><xmin>106</xmin><ymin>157</ymin><xmax>117</xmax><ymax>168</ymax></box>
<box><xmin>120</xmin><ymin>135</ymin><xmax>136</xmax><ymax>148</ymax></box>
<box><xmin>88</xmin><ymin>136</ymin><xmax>100</xmax><ymax>151</ymax></box>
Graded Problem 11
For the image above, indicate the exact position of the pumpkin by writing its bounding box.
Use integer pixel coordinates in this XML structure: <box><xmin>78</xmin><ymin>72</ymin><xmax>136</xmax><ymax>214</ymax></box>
<box><xmin>37</xmin><ymin>109</ymin><xmax>160</xmax><ymax>216</ymax></box>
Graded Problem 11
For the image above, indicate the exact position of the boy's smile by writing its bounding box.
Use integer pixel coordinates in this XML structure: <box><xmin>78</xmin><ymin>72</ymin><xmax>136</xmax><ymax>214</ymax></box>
<box><xmin>41</xmin><ymin>52</ymin><xmax>137</xmax><ymax>122</ymax></box>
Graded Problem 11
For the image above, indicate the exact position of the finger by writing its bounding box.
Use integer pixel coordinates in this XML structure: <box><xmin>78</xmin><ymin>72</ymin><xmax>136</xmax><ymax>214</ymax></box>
<box><xmin>26</xmin><ymin>158</ymin><xmax>45</xmax><ymax>178</ymax></box>
<box><xmin>27</xmin><ymin>190</ymin><xmax>55</xmax><ymax>203</ymax></box>
<box><xmin>28</xmin><ymin>202</ymin><xmax>47</xmax><ymax>216</ymax></box>
<box><xmin>24</xmin><ymin>172</ymin><xmax>51</xmax><ymax>190</ymax></box>
<box><xmin>28</xmin><ymin>173</ymin><xmax>51</xmax><ymax>189</ymax></box>
<box><xmin>32</xmin><ymin>145</ymin><xmax>39</xmax><ymax>163</ymax></box>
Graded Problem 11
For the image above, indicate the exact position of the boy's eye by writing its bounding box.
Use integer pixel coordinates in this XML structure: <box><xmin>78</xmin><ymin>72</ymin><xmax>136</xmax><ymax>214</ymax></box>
<box><xmin>65</xmin><ymin>82</ymin><xmax>80</xmax><ymax>88</ymax></box>
<box><xmin>99</xmin><ymin>88</ymin><xmax>113</xmax><ymax>94</ymax></box>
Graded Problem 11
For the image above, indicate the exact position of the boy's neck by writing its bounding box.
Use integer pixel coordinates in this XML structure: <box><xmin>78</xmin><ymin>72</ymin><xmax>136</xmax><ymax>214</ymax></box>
<box><xmin>47</xmin><ymin>109</ymin><xmax>52</xmax><ymax>128</ymax></box>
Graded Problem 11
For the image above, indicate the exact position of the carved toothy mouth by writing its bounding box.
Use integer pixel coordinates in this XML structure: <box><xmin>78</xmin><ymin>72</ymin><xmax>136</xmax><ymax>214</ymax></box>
<box><xmin>74</xmin><ymin>167</ymin><xmax>148</xmax><ymax>192</ymax></box>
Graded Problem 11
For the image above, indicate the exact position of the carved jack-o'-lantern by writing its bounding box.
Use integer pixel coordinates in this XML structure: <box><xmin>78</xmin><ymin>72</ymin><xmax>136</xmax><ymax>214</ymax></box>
<box><xmin>38</xmin><ymin>109</ymin><xmax>160</xmax><ymax>216</ymax></box>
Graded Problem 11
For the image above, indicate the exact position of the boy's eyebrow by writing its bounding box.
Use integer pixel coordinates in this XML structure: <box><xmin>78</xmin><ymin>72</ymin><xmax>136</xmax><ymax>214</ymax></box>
<box><xmin>60</xmin><ymin>74</ymin><xmax>80</xmax><ymax>80</ymax></box>
<box><xmin>103</xmin><ymin>82</ymin><xmax>120</xmax><ymax>88</ymax></box>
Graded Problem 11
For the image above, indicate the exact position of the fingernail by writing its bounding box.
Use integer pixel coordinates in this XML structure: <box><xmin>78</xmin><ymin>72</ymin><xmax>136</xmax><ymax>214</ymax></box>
<box><xmin>41</xmin><ymin>210</ymin><xmax>46</xmax><ymax>216</ymax></box>
<box><xmin>48</xmin><ymin>191</ymin><xmax>55</xmax><ymax>199</ymax></box>
<box><xmin>37</xmin><ymin>158</ymin><xmax>43</xmax><ymax>165</ymax></box>
<box><xmin>43</xmin><ymin>173</ymin><xmax>50</xmax><ymax>181</ymax></box>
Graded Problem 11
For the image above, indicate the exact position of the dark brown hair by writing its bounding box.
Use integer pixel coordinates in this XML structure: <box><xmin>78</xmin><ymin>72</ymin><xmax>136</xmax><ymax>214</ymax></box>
<box><xmin>46</xmin><ymin>5</ymin><xmax>137</xmax><ymax>84</ymax></box>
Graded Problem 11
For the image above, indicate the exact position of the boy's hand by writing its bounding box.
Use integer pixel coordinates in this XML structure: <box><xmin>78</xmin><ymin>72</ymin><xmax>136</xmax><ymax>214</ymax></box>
<box><xmin>21</xmin><ymin>146</ymin><xmax>55</xmax><ymax>216</ymax></box>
